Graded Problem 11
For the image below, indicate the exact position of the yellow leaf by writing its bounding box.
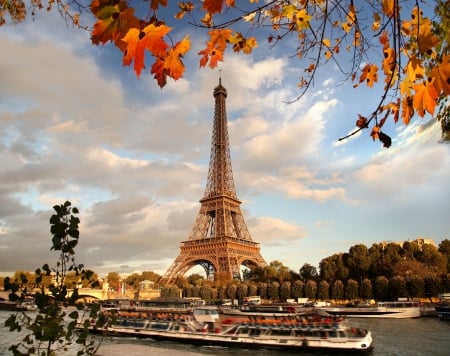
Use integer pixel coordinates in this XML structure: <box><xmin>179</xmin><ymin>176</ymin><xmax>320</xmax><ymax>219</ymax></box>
<box><xmin>359</xmin><ymin>63</ymin><xmax>378</xmax><ymax>88</ymax></box>
<box><xmin>401</xmin><ymin>96</ymin><xmax>415</xmax><ymax>125</ymax></box>
<box><xmin>406</xmin><ymin>55</ymin><xmax>424</xmax><ymax>82</ymax></box>
<box><xmin>382</xmin><ymin>0</ymin><xmax>394</xmax><ymax>17</ymax></box>
<box><xmin>412</xmin><ymin>80</ymin><xmax>438</xmax><ymax>117</ymax></box>
<box><xmin>322</xmin><ymin>38</ymin><xmax>331</xmax><ymax>47</ymax></box>
<box><xmin>372</xmin><ymin>12</ymin><xmax>381</xmax><ymax>32</ymax></box>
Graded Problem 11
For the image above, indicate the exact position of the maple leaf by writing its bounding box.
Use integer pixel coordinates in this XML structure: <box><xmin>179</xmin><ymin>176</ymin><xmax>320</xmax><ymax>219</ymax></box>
<box><xmin>203</xmin><ymin>0</ymin><xmax>224</xmax><ymax>15</ymax></box>
<box><xmin>401</xmin><ymin>96</ymin><xmax>415</xmax><ymax>125</ymax></box>
<box><xmin>122</xmin><ymin>24</ymin><xmax>171</xmax><ymax>77</ymax></box>
<box><xmin>150</xmin><ymin>0</ymin><xmax>167</xmax><ymax>10</ymax></box>
<box><xmin>198</xmin><ymin>29</ymin><xmax>232</xmax><ymax>68</ymax></box>
<box><xmin>198</xmin><ymin>43</ymin><xmax>225</xmax><ymax>68</ymax></box>
<box><xmin>359</xmin><ymin>63</ymin><xmax>378</xmax><ymax>87</ymax></box>
<box><xmin>356</xmin><ymin>114</ymin><xmax>368</xmax><ymax>128</ymax></box>
<box><xmin>174</xmin><ymin>2</ymin><xmax>194</xmax><ymax>20</ymax></box>
<box><xmin>378</xmin><ymin>131</ymin><xmax>392</xmax><ymax>148</ymax></box>
<box><xmin>381</xmin><ymin>0</ymin><xmax>394</xmax><ymax>17</ymax></box>
<box><xmin>163</xmin><ymin>36</ymin><xmax>191</xmax><ymax>81</ymax></box>
<box><xmin>412</xmin><ymin>80</ymin><xmax>438</xmax><ymax>117</ymax></box>
<box><xmin>294</xmin><ymin>9</ymin><xmax>312</xmax><ymax>30</ymax></box>
<box><xmin>429</xmin><ymin>54</ymin><xmax>450</xmax><ymax>95</ymax></box>
<box><xmin>370</xmin><ymin>126</ymin><xmax>392</xmax><ymax>148</ymax></box>
<box><xmin>382</xmin><ymin>47</ymin><xmax>395</xmax><ymax>76</ymax></box>
<box><xmin>151</xmin><ymin>58</ymin><xmax>167</xmax><ymax>88</ymax></box>
<box><xmin>406</xmin><ymin>55</ymin><xmax>424</xmax><ymax>82</ymax></box>
<box><xmin>91</xmin><ymin>1</ymin><xmax>139</xmax><ymax>51</ymax></box>
<box><xmin>229</xmin><ymin>32</ymin><xmax>258</xmax><ymax>54</ymax></box>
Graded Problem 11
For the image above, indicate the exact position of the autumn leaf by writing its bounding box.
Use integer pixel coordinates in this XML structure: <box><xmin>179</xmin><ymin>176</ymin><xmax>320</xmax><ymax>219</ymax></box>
<box><xmin>378</xmin><ymin>131</ymin><xmax>392</xmax><ymax>148</ymax></box>
<box><xmin>370</xmin><ymin>126</ymin><xmax>391</xmax><ymax>148</ymax></box>
<box><xmin>198</xmin><ymin>29</ymin><xmax>232</xmax><ymax>68</ymax></box>
<box><xmin>203</xmin><ymin>0</ymin><xmax>224</xmax><ymax>15</ymax></box>
<box><xmin>356</xmin><ymin>114</ymin><xmax>368</xmax><ymax>128</ymax></box>
<box><xmin>91</xmin><ymin>1</ymin><xmax>139</xmax><ymax>51</ymax></box>
<box><xmin>122</xmin><ymin>24</ymin><xmax>171</xmax><ymax>77</ymax></box>
<box><xmin>198</xmin><ymin>43</ymin><xmax>225</xmax><ymax>68</ymax></box>
<box><xmin>406</xmin><ymin>55</ymin><xmax>424</xmax><ymax>82</ymax></box>
<box><xmin>229</xmin><ymin>32</ymin><xmax>258</xmax><ymax>54</ymax></box>
<box><xmin>412</xmin><ymin>79</ymin><xmax>438</xmax><ymax>117</ymax></box>
<box><xmin>381</xmin><ymin>0</ymin><xmax>394</xmax><ymax>17</ymax></box>
<box><xmin>163</xmin><ymin>36</ymin><xmax>191</xmax><ymax>80</ymax></box>
<box><xmin>151</xmin><ymin>58</ymin><xmax>167</xmax><ymax>88</ymax></box>
<box><xmin>175</xmin><ymin>2</ymin><xmax>194</xmax><ymax>20</ymax></box>
<box><xmin>359</xmin><ymin>63</ymin><xmax>378</xmax><ymax>87</ymax></box>
<box><xmin>150</xmin><ymin>0</ymin><xmax>167</xmax><ymax>10</ymax></box>
<box><xmin>429</xmin><ymin>54</ymin><xmax>450</xmax><ymax>95</ymax></box>
<box><xmin>401</xmin><ymin>96</ymin><xmax>414</xmax><ymax>125</ymax></box>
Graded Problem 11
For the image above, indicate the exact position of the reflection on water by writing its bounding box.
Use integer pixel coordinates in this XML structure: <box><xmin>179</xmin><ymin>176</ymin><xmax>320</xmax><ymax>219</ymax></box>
<box><xmin>1</xmin><ymin>311</ymin><xmax>450</xmax><ymax>356</ymax></box>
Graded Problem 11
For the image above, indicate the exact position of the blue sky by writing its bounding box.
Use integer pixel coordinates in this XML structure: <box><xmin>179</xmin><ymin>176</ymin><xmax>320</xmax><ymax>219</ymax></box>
<box><xmin>0</xmin><ymin>3</ymin><xmax>449</xmax><ymax>278</ymax></box>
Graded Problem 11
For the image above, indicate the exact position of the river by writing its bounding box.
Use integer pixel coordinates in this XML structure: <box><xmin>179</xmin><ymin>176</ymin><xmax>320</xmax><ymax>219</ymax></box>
<box><xmin>1</xmin><ymin>311</ymin><xmax>449</xmax><ymax>355</ymax></box>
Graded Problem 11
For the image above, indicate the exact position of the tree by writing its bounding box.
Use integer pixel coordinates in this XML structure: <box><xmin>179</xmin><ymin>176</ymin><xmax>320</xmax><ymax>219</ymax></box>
<box><xmin>299</xmin><ymin>263</ymin><xmax>318</xmax><ymax>282</ymax></box>
<box><xmin>3</xmin><ymin>201</ymin><xmax>109</xmax><ymax>355</ymax></box>
<box><xmin>374</xmin><ymin>276</ymin><xmax>389</xmax><ymax>300</ymax></box>
<box><xmin>280</xmin><ymin>281</ymin><xmax>291</xmax><ymax>301</ymax></box>
<box><xmin>317</xmin><ymin>280</ymin><xmax>330</xmax><ymax>301</ymax></box>
<box><xmin>331</xmin><ymin>280</ymin><xmax>345</xmax><ymax>301</ymax></box>
<box><xmin>360</xmin><ymin>278</ymin><xmax>373</xmax><ymax>300</ymax></box>
<box><xmin>106</xmin><ymin>271</ymin><xmax>121</xmax><ymax>291</ymax></box>
<box><xmin>226</xmin><ymin>283</ymin><xmax>237</xmax><ymax>300</ymax></box>
<box><xmin>347</xmin><ymin>244</ymin><xmax>371</xmax><ymax>280</ymax></box>
<box><xmin>291</xmin><ymin>280</ymin><xmax>304</xmax><ymax>300</ymax></box>
<box><xmin>304</xmin><ymin>280</ymin><xmax>317</xmax><ymax>300</ymax></box>
<box><xmin>406</xmin><ymin>274</ymin><xmax>425</xmax><ymax>298</ymax></box>
<box><xmin>438</xmin><ymin>239</ymin><xmax>450</xmax><ymax>272</ymax></box>
<box><xmin>388</xmin><ymin>275</ymin><xmax>407</xmax><ymax>300</ymax></box>
<box><xmin>2</xmin><ymin>1</ymin><xmax>449</xmax><ymax>145</ymax></box>
<box><xmin>345</xmin><ymin>279</ymin><xmax>359</xmax><ymax>300</ymax></box>
<box><xmin>267</xmin><ymin>281</ymin><xmax>280</xmax><ymax>301</ymax></box>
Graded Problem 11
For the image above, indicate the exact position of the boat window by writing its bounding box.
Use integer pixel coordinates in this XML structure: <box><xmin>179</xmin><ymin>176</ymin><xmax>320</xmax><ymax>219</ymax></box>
<box><xmin>248</xmin><ymin>328</ymin><xmax>261</xmax><ymax>336</ymax></box>
<box><xmin>338</xmin><ymin>331</ymin><xmax>346</xmax><ymax>338</ymax></box>
<box><xmin>238</xmin><ymin>327</ymin><xmax>249</xmax><ymax>335</ymax></box>
<box><xmin>270</xmin><ymin>329</ymin><xmax>292</xmax><ymax>337</ymax></box>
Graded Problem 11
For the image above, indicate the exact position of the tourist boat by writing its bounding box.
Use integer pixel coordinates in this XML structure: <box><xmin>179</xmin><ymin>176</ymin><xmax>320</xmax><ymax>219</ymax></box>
<box><xmin>435</xmin><ymin>303</ymin><xmax>450</xmax><ymax>321</ymax></box>
<box><xmin>323</xmin><ymin>301</ymin><xmax>421</xmax><ymax>318</ymax></box>
<box><xmin>0</xmin><ymin>300</ymin><xmax>37</xmax><ymax>312</ymax></box>
<box><xmin>87</xmin><ymin>307</ymin><xmax>373</xmax><ymax>352</ymax></box>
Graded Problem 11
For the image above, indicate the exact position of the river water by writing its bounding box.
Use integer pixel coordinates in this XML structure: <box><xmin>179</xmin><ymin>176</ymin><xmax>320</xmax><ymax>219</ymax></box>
<box><xmin>1</xmin><ymin>311</ymin><xmax>449</xmax><ymax>355</ymax></box>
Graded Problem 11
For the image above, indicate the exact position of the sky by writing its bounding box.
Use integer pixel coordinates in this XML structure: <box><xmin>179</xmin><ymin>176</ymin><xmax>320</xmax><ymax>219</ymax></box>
<box><xmin>0</xmin><ymin>4</ymin><xmax>449</xmax><ymax>279</ymax></box>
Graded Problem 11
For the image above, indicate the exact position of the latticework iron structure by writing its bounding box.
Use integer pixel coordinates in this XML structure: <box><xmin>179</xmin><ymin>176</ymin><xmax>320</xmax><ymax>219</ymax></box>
<box><xmin>159</xmin><ymin>79</ymin><xmax>267</xmax><ymax>285</ymax></box>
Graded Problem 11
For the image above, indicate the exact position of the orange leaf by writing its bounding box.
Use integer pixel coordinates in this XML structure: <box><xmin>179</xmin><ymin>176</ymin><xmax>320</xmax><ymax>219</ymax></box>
<box><xmin>198</xmin><ymin>43</ymin><xmax>224</xmax><ymax>68</ymax></box>
<box><xmin>91</xmin><ymin>1</ymin><xmax>139</xmax><ymax>52</ymax></box>
<box><xmin>401</xmin><ymin>96</ymin><xmax>414</xmax><ymax>125</ymax></box>
<box><xmin>151</xmin><ymin>58</ymin><xmax>167</xmax><ymax>88</ymax></box>
<box><xmin>381</xmin><ymin>0</ymin><xmax>394</xmax><ymax>17</ymax></box>
<box><xmin>198</xmin><ymin>29</ymin><xmax>232</xmax><ymax>68</ymax></box>
<box><xmin>162</xmin><ymin>36</ymin><xmax>191</xmax><ymax>80</ymax></box>
<box><xmin>122</xmin><ymin>24</ymin><xmax>171</xmax><ymax>78</ymax></box>
<box><xmin>412</xmin><ymin>80</ymin><xmax>438</xmax><ymax>117</ymax></box>
<box><xmin>406</xmin><ymin>55</ymin><xmax>424</xmax><ymax>82</ymax></box>
<box><xmin>150</xmin><ymin>0</ymin><xmax>167</xmax><ymax>10</ymax></box>
<box><xmin>203</xmin><ymin>0</ymin><xmax>224</xmax><ymax>14</ymax></box>
<box><xmin>429</xmin><ymin>54</ymin><xmax>450</xmax><ymax>95</ymax></box>
<box><xmin>359</xmin><ymin>64</ymin><xmax>378</xmax><ymax>87</ymax></box>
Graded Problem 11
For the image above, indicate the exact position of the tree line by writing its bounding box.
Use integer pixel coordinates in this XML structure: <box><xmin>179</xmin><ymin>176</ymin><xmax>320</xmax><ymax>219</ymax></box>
<box><xmin>3</xmin><ymin>239</ymin><xmax>449</xmax><ymax>303</ymax></box>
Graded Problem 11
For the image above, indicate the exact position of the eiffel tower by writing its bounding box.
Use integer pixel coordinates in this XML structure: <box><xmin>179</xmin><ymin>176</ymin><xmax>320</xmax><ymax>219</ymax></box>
<box><xmin>159</xmin><ymin>78</ymin><xmax>267</xmax><ymax>285</ymax></box>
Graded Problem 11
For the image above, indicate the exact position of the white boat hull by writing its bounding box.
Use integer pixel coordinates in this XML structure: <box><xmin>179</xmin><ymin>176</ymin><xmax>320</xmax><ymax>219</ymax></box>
<box><xmin>324</xmin><ymin>301</ymin><xmax>421</xmax><ymax>319</ymax></box>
